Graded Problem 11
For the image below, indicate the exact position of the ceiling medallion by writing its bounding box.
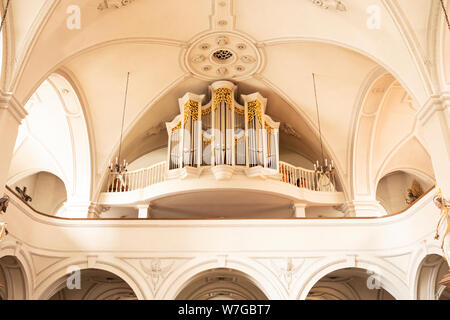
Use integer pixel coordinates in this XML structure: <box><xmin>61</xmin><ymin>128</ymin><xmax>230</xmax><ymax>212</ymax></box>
<box><xmin>97</xmin><ymin>0</ymin><xmax>136</xmax><ymax>11</ymax></box>
<box><xmin>185</xmin><ymin>33</ymin><xmax>262</xmax><ymax>81</ymax></box>
<box><xmin>311</xmin><ymin>0</ymin><xmax>346</xmax><ymax>11</ymax></box>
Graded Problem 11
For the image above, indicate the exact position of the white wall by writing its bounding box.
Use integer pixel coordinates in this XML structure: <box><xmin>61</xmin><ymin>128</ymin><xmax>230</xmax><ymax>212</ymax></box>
<box><xmin>376</xmin><ymin>171</ymin><xmax>434</xmax><ymax>214</ymax></box>
<box><xmin>11</xmin><ymin>172</ymin><xmax>67</xmax><ymax>215</ymax></box>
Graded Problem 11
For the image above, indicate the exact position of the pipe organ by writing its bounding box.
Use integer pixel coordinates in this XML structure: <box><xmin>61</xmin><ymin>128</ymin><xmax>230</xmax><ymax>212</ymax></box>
<box><xmin>166</xmin><ymin>81</ymin><xmax>280</xmax><ymax>175</ymax></box>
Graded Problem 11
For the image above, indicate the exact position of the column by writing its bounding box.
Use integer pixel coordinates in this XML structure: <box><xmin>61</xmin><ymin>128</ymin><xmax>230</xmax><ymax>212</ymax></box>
<box><xmin>342</xmin><ymin>199</ymin><xmax>386</xmax><ymax>217</ymax></box>
<box><xmin>137</xmin><ymin>204</ymin><xmax>150</xmax><ymax>219</ymax></box>
<box><xmin>417</xmin><ymin>94</ymin><xmax>450</xmax><ymax>198</ymax></box>
<box><xmin>292</xmin><ymin>203</ymin><xmax>307</xmax><ymax>218</ymax></box>
<box><xmin>0</xmin><ymin>92</ymin><xmax>27</xmax><ymax>194</ymax></box>
<box><xmin>417</xmin><ymin>93</ymin><xmax>450</xmax><ymax>262</ymax></box>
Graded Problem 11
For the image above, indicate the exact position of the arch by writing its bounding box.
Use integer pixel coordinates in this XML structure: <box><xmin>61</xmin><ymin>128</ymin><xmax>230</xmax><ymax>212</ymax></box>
<box><xmin>413</xmin><ymin>252</ymin><xmax>449</xmax><ymax>300</ymax></box>
<box><xmin>175</xmin><ymin>268</ymin><xmax>268</xmax><ymax>300</ymax></box>
<box><xmin>351</xmin><ymin>71</ymin><xmax>396</xmax><ymax>199</ymax></box>
<box><xmin>292</xmin><ymin>256</ymin><xmax>409</xmax><ymax>300</ymax></box>
<box><xmin>48</xmin><ymin>268</ymin><xmax>137</xmax><ymax>300</ymax></box>
<box><xmin>10</xmin><ymin>170</ymin><xmax>67</xmax><ymax>215</ymax></box>
<box><xmin>0</xmin><ymin>243</ymin><xmax>33</xmax><ymax>300</ymax></box>
<box><xmin>158</xmin><ymin>257</ymin><xmax>286</xmax><ymax>300</ymax></box>
<box><xmin>6</xmin><ymin>72</ymin><xmax>92</xmax><ymax>216</ymax></box>
<box><xmin>436</xmin><ymin>0</ymin><xmax>450</xmax><ymax>87</ymax></box>
<box><xmin>34</xmin><ymin>257</ymin><xmax>148</xmax><ymax>300</ymax></box>
<box><xmin>376</xmin><ymin>169</ymin><xmax>435</xmax><ymax>215</ymax></box>
<box><xmin>305</xmin><ymin>267</ymin><xmax>396</xmax><ymax>300</ymax></box>
<box><xmin>46</xmin><ymin>73</ymin><xmax>92</xmax><ymax>204</ymax></box>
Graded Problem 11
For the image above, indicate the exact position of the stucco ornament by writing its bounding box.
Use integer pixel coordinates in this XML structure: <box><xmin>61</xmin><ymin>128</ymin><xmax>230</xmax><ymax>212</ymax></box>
<box><xmin>140</xmin><ymin>258</ymin><xmax>174</xmax><ymax>293</ymax></box>
<box><xmin>0</xmin><ymin>195</ymin><xmax>9</xmax><ymax>213</ymax></box>
<box><xmin>311</xmin><ymin>0</ymin><xmax>346</xmax><ymax>11</ymax></box>
<box><xmin>97</xmin><ymin>0</ymin><xmax>136</xmax><ymax>11</ymax></box>
<box><xmin>185</xmin><ymin>32</ymin><xmax>262</xmax><ymax>80</ymax></box>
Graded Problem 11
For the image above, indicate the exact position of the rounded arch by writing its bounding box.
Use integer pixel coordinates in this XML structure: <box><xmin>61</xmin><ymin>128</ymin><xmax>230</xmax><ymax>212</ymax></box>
<box><xmin>413</xmin><ymin>252</ymin><xmax>449</xmax><ymax>300</ymax></box>
<box><xmin>175</xmin><ymin>268</ymin><xmax>268</xmax><ymax>300</ymax></box>
<box><xmin>408</xmin><ymin>242</ymin><xmax>443</xmax><ymax>299</ymax></box>
<box><xmin>292</xmin><ymin>256</ymin><xmax>409</xmax><ymax>300</ymax></box>
<box><xmin>351</xmin><ymin>71</ymin><xmax>396</xmax><ymax>199</ymax></box>
<box><xmin>305</xmin><ymin>267</ymin><xmax>396</xmax><ymax>300</ymax></box>
<box><xmin>34</xmin><ymin>258</ymin><xmax>148</xmax><ymax>300</ymax></box>
<box><xmin>0</xmin><ymin>243</ymin><xmax>33</xmax><ymax>300</ymax></box>
<box><xmin>351</xmin><ymin>69</ymin><xmax>436</xmax><ymax>205</ymax></box>
<box><xmin>9</xmin><ymin>170</ymin><xmax>67</xmax><ymax>215</ymax></box>
<box><xmin>46</xmin><ymin>72</ymin><xmax>92</xmax><ymax>203</ymax></box>
<box><xmin>158</xmin><ymin>257</ymin><xmax>286</xmax><ymax>300</ymax></box>
<box><xmin>6</xmin><ymin>71</ymin><xmax>92</xmax><ymax>216</ymax></box>
<box><xmin>375</xmin><ymin>169</ymin><xmax>434</xmax><ymax>215</ymax></box>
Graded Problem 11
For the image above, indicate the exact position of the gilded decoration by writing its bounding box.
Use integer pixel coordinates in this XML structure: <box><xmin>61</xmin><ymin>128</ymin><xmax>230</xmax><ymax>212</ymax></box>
<box><xmin>183</xmin><ymin>100</ymin><xmax>199</xmax><ymax>124</ymax></box>
<box><xmin>202</xmin><ymin>132</ymin><xmax>212</xmax><ymax>146</ymax></box>
<box><xmin>202</xmin><ymin>106</ymin><xmax>212</xmax><ymax>116</ymax></box>
<box><xmin>234</xmin><ymin>107</ymin><xmax>244</xmax><ymax>115</ymax></box>
<box><xmin>171</xmin><ymin>121</ymin><xmax>181</xmax><ymax>135</ymax></box>
<box><xmin>247</xmin><ymin>100</ymin><xmax>262</xmax><ymax>124</ymax></box>
<box><xmin>213</xmin><ymin>88</ymin><xmax>233</xmax><ymax>112</ymax></box>
<box><xmin>265</xmin><ymin>122</ymin><xmax>274</xmax><ymax>134</ymax></box>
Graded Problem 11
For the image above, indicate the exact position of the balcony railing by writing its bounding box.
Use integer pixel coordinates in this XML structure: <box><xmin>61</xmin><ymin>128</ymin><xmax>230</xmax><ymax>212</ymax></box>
<box><xmin>107</xmin><ymin>161</ymin><xmax>167</xmax><ymax>193</ymax></box>
<box><xmin>105</xmin><ymin>160</ymin><xmax>336</xmax><ymax>193</ymax></box>
<box><xmin>279</xmin><ymin>161</ymin><xmax>336</xmax><ymax>192</ymax></box>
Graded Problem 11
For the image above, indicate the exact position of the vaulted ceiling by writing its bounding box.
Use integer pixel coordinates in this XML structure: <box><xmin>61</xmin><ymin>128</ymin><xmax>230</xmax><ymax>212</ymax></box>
<box><xmin>1</xmin><ymin>0</ymin><xmax>448</xmax><ymax>197</ymax></box>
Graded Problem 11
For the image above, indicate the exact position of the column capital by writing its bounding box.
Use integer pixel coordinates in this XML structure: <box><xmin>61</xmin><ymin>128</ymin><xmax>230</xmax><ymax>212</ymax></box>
<box><xmin>136</xmin><ymin>204</ymin><xmax>150</xmax><ymax>219</ymax></box>
<box><xmin>417</xmin><ymin>92</ymin><xmax>450</xmax><ymax>126</ymax></box>
<box><xmin>62</xmin><ymin>201</ymin><xmax>92</xmax><ymax>218</ymax></box>
<box><xmin>0</xmin><ymin>90</ymin><xmax>27</xmax><ymax>124</ymax></box>
<box><xmin>291</xmin><ymin>202</ymin><xmax>307</xmax><ymax>217</ymax></box>
<box><xmin>341</xmin><ymin>200</ymin><xmax>386</xmax><ymax>217</ymax></box>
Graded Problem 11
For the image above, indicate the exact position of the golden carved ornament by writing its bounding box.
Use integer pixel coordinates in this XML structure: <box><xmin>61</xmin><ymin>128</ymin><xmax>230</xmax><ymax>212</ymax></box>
<box><xmin>265</xmin><ymin>122</ymin><xmax>274</xmax><ymax>135</ymax></box>
<box><xmin>202</xmin><ymin>106</ymin><xmax>212</xmax><ymax>116</ymax></box>
<box><xmin>235</xmin><ymin>107</ymin><xmax>244</xmax><ymax>115</ymax></box>
<box><xmin>247</xmin><ymin>100</ymin><xmax>262</xmax><ymax>124</ymax></box>
<box><xmin>171</xmin><ymin>121</ymin><xmax>181</xmax><ymax>135</ymax></box>
<box><xmin>213</xmin><ymin>88</ymin><xmax>233</xmax><ymax>112</ymax></box>
<box><xmin>183</xmin><ymin>100</ymin><xmax>199</xmax><ymax>123</ymax></box>
<box><xmin>434</xmin><ymin>188</ymin><xmax>450</xmax><ymax>256</ymax></box>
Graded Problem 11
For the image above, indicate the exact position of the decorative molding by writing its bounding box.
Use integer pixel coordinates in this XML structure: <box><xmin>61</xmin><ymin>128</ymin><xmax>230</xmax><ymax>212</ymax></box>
<box><xmin>144</xmin><ymin>122</ymin><xmax>166</xmax><ymax>138</ymax></box>
<box><xmin>280</xmin><ymin>122</ymin><xmax>302</xmax><ymax>140</ymax></box>
<box><xmin>184</xmin><ymin>32</ymin><xmax>262</xmax><ymax>81</ymax></box>
<box><xmin>210</xmin><ymin>0</ymin><xmax>235</xmax><ymax>31</ymax></box>
<box><xmin>140</xmin><ymin>258</ymin><xmax>175</xmax><ymax>295</ymax></box>
<box><xmin>417</xmin><ymin>92</ymin><xmax>450</xmax><ymax>126</ymax></box>
<box><xmin>270</xmin><ymin>258</ymin><xmax>304</xmax><ymax>290</ymax></box>
<box><xmin>0</xmin><ymin>91</ymin><xmax>27</xmax><ymax>124</ymax></box>
<box><xmin>97</xmin><ymin>0</ymin><xmax>137</xmax><ymax>11</ymax></box>
<box><xmin>310</xmin><ymin>0</ymin><xmax>346</xmax><ymax>12</ymax></box>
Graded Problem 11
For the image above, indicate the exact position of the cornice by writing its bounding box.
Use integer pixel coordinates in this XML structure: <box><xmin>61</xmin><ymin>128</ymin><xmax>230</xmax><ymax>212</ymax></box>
<box><xmin>417</xmin><ymin>92</ymin><xmax>450</xmax><ymax>126</ymax></box>
<box><xmin>0</xmin><ymin>90</ymin><xmax>27</xmax><ymax>124</ymax></box>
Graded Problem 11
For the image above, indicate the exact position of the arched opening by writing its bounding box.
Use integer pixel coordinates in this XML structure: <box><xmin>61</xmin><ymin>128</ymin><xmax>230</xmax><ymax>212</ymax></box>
<box><xmin>0</xmin><ymin>256</ymin><xmax>27</xmax><ymax>300</ymax></box>
<box><xmin>10</xmin><ymin>171</ymin><xmax>67</xmax><ymax>215</ymax></box>
<box><xmin>416</xmin><ymin>254</ymin><xmax>450</xmax><ymax>300</ymax></box>
<box><xmin>175</xmin><ymin>268</ymin><xmax>268</xmax><ymax>300</ymax></box>
<box><xmin>48</xmin><ymin>268</ymin><xmax>137</xmax><ymax>300</ymax></box>
<box><xmin>7</xmin><ymin>73</ymin><xmax>91</xmax><ymax>217</ymax></box>
<box><xmin>376</xmin><ymin>170</ymin><xmax>434</xmax><ymax>214</ymax></box>
<box><xmin>306</xmin><ymin>267</ymin><xmax>396</xmax><ymax>300</ymax></box>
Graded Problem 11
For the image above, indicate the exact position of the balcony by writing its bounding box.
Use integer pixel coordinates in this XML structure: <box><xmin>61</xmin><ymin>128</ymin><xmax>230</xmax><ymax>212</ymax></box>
<box><xmin>99</xmin><ymin>160</ymin><xmax>344</xmax><ymax>216</ymax></box>
<box><xmin>98</xmin><ymin>81</ymin><xmax>344</xmax><ymax>217</ymax></box>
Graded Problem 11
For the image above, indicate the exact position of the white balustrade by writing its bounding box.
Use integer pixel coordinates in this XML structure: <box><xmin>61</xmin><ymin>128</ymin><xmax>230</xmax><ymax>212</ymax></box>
<box><xmin>107</xmin><ymin>161</ymin><xmax>167</xmax><ymax>193</ymax></box>
<box><xmin>278</xmin><ymin>161</ymin><xmax>336</xmax><ymax>192</ymax></box>
<box><xmin>106</xmin><ymin>160</ymin><xmax>336</xmax><ymax>193</ymax></box>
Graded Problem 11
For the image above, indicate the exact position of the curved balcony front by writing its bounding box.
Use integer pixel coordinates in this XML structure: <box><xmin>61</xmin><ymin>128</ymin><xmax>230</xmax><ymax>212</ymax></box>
<box><xmin>99</xmin><ymin>160</ymin><xmax>345</xmax><ymax>217</ymax></box>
